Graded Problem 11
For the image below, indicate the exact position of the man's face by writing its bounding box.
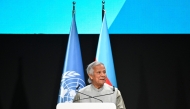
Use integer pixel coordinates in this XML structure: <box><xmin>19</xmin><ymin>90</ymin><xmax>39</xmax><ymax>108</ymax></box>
<box><xmin>89</xmin><ymin>64</ymin><xmax>107</xmax><ymax>88</ymax></box>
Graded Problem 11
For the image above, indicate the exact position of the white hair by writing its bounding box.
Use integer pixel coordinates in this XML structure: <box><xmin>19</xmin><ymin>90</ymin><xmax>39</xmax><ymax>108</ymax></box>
<box><xmin>86</xmin><ymin>61</ymin><xmax>104</xmax><ymax>83</ymax></box>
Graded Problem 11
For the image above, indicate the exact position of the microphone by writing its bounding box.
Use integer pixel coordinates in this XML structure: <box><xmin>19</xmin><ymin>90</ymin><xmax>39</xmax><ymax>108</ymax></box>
<box><xmin>73</xmin><ymin>85</ymin><xmax>115</xmax><ymax>103</ymax></box>
<box><xmin>76</xmin><ymin>84</ymin><xmax>80</xmax><ymax>90</ymax></box>
<box><xmin>89</xmin><ymin>86</ymin><xmax>115</xmax><ymax>98</ymax></box>
<box><xmin>73</xmin><ymin>84</ymin><xmax>103</xmax><ymax>103</ymax></box>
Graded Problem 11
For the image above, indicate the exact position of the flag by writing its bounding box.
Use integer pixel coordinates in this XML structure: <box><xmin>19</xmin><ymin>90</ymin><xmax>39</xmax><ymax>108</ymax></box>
<box><xmin>57</xmin><ymin>15</ymin><xmax>86</xmax><ymax>103</ymax></box>
<box><xmin>96</xmin><ymin>14</ymin><xmax>118</xmax><ymax>88</ymax></box>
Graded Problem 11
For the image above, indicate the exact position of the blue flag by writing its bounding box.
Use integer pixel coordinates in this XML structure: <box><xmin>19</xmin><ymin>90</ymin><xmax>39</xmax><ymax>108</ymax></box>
<box><xmin>96</xmin><ymin>14</ymin><xmax>118</xmax><ymax>88</ymax></box>
<box><xmin>57</xmin><ymin>15</ymin><xmax>86</xmax><ymax>103</ymax></box>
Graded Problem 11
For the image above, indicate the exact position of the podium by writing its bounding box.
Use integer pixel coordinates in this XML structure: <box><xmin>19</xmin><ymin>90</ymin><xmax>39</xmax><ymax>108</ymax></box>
<box><xmin>56</xmin><ymin>103</ymin><xmax>116</xmax><ymax>109</ymax></box>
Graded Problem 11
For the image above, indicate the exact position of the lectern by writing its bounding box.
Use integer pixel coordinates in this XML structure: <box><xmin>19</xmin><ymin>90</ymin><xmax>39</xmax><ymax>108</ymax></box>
<box><xmin>56</xmin><ymin>103</ymin><xmax>116</xmax><ymax>109</ymax></box>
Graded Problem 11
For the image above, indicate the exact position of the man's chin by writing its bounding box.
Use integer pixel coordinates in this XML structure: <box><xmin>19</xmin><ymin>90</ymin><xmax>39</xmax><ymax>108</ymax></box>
<box><xmin>99</xmin><ymin>81</ymin><xmax>106</xmax><ymax>85</ymax></box>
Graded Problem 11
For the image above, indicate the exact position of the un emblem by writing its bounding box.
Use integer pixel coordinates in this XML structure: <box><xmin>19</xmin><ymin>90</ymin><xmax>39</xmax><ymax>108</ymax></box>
<box><xmin>59</xmin><ymin>71</ymin><xmax>85</xmax><ymax>103</ymax></box>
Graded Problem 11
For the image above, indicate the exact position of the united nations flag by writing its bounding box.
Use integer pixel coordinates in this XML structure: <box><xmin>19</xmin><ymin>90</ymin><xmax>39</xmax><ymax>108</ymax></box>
<box><xmin>57</xmin><ymin>14</ymin><xmax>86</xmax><ymax>103</ymax></box>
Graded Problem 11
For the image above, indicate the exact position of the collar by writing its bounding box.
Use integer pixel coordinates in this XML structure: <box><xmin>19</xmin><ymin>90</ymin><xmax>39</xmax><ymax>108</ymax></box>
<box><xmin>91</xmin><ymin>83</ymin><xmax>105</xmax><ymax>92</ymax></box>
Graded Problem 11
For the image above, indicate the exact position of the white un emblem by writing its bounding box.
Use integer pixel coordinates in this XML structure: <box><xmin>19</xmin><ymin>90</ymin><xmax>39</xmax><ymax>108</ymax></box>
<box><xmin>59</xmin><ymin>71</ymin><xmax>85</xmax><ymax>103</ymax></box>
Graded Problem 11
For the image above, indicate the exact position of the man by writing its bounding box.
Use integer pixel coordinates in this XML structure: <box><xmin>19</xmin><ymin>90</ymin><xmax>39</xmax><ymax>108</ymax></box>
<box><xmin>73</xmin><ymin>61</ymin><xmax>126</xmax><ymax>109</ymax></box>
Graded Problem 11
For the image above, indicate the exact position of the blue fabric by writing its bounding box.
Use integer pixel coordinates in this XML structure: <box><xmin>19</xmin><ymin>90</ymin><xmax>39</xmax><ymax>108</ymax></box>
<box><xmin>57</xmin><ymin>15</ymin><xmax>86</xmax><ymax>103</ymax></box>
<box><xmin>96</xmin><ymin>14</ymin><xmax>118</xmax><ymax>88</ymax></box>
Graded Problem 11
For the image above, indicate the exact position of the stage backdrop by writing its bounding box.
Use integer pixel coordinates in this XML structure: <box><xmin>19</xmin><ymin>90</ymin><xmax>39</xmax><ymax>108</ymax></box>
<box><xmin>0</xmin><ymin>0</ymin><xmax>190</xmax><ymax>34</ymax></box>
<box><xmin>0</xmin><ymin>35</ymin><xmax>190</xmax><ymax>109</ymax></box>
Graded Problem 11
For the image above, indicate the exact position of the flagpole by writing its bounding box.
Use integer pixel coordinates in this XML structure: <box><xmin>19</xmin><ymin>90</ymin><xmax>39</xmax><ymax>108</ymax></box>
<box><xmin>102</xmin><ymin>1</ymin><xmax>105</xmax><ymax>21</ymax></box>
<box><xmin>72</xmin><ymin>1</ymin><xmax>76</xmax><ymax>17</ymax></box>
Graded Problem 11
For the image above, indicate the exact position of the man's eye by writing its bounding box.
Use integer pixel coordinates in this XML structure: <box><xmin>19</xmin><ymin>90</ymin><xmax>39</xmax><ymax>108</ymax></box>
<box><xmin>97</xmin><ymin>72</ymin><xmax>101</xmax><ymax>74</ymax></box>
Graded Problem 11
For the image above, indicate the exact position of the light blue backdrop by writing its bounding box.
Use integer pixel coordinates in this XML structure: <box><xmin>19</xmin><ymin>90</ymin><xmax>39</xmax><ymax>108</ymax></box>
<box><xmin>0</xmin><ymin>0</ymin><xmax>189</xmax><ymax>34</ymax></box>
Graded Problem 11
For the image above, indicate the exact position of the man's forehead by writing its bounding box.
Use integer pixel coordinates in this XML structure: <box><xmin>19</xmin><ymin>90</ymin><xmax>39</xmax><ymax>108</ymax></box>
<box><xmin>93</xmin><ymin>64</ymin><xmax>105</xmax><ymax>69</ymax></box>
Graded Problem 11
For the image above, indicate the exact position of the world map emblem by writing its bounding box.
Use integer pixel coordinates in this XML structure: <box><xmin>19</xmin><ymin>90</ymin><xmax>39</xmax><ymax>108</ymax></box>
<box><xmin>59</xmin><ymin>71</ymin><xmax>85</xmax><ymax>103</ymax></box>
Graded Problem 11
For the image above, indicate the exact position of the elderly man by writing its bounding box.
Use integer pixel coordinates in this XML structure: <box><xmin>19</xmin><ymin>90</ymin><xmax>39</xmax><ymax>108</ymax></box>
<box><xmin>73</xmin><ymin>61</ymin><xmax>126</xmax><ymax>109</ymax></box>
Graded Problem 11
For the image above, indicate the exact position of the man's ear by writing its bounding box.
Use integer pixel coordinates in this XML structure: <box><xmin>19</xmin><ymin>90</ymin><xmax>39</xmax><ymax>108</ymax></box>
<box><xmin>88</xmin><ymin>74</ymin><xmax>93</xmax><ymax>80</ymax></box>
